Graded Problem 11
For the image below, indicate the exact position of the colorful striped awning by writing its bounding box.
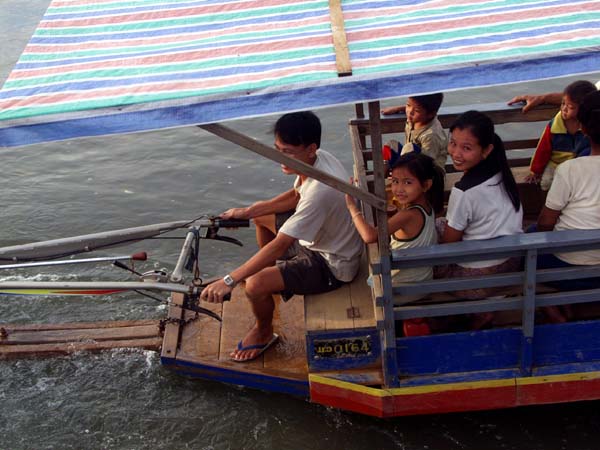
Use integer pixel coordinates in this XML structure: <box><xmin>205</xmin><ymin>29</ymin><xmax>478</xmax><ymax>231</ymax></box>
<box><xmin>1</xmin><ymin>0</ymin><xmax>599</xmax><ymax>147</ymax></box>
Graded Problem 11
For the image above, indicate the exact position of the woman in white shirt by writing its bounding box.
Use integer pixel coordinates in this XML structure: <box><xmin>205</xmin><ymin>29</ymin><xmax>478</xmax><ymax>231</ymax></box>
<box><xmin>439</xmin><ymin>110</ymin><xmax>523</xmax><ymax>311</ymax></box>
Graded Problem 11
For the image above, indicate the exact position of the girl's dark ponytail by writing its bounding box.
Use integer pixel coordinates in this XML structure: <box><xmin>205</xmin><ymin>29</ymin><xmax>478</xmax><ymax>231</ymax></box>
<box><xmin>491</xmin><ymin>133</ymin><xmax>520</xmax><ymax>212</ymax></box>
<box><xmin>428</xmin><ymin>163</ymin><xmax>445</xmax><ymax>215</ymax></box>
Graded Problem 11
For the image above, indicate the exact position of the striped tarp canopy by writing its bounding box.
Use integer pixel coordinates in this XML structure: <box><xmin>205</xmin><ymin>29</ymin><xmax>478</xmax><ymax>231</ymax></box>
<box><xmin>1</xmin><ymin>0</ymin><xmax>599</xmax><ymax>147</ymax></box>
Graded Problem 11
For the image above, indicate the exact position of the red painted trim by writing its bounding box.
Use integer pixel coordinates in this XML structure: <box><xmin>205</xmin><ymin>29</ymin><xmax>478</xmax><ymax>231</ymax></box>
<box><xmin>310</xmin><ymin>382</ymin><xmax>388</xmax><ymax>417</ymax></box>
<box><xmin>389</xmin><ymin>386</ymin><xmax>514</xmax><ymax>416</ymax></box>
<box><xmin>310</xmin><ymin>377</ymin><xmax>600</xmax><ymax>417</ymax></box>
<box><xmin>518</xmin><ymin>378</ymin><xmax>600</xmax><ymax>406</ymax></box>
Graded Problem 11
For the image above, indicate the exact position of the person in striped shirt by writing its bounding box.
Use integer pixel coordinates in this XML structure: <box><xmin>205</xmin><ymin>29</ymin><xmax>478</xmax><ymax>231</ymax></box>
<box><xmin>524</xmin><ymin>80</ymin><xmax>596</xmax><ymax>190</ymax></box>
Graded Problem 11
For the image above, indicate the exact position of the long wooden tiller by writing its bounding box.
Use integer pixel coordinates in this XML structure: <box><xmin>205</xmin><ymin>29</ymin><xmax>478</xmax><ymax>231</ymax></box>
<box><xmin>0</xmin><ymin>319</ymin><xmax>162</xmax><ymax>359</ymax></box>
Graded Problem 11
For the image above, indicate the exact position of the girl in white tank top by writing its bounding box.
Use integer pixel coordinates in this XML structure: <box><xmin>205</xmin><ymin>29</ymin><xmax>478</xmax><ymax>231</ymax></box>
<box><xmin>346</xmin><ymin>153</ymin><xmax>444</xmax><ymax>303</ymax></box>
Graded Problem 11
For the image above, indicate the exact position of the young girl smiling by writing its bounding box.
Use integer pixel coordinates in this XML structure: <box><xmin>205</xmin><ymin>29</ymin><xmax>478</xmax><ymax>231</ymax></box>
<box><xmin>346</xmin><ymin>153</ymin><xmax>444</xmax><ymax>292</ymax></box>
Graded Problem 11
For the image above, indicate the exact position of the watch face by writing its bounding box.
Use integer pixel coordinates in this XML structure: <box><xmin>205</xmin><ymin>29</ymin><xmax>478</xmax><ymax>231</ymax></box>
<box><xmin>223</xmin><ymin>275</ymin><xmax>235</xmax><ymax>286</ymax></box>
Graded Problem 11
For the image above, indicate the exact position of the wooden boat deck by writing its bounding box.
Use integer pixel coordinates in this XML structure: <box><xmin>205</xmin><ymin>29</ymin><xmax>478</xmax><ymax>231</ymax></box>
<box><xmin>163</xmin><ymin>255</ymin><xmax>377</xmax><ymax>384</ymax></box>
<box><xmin>304</xmin><ymin>254</ymin><xmax>375</xmax><ymax>332</ymax></box>
<box><xmin>164</xmin><ymin>287</ymin><xmax>308</xmax><ymax>381</ymax></box>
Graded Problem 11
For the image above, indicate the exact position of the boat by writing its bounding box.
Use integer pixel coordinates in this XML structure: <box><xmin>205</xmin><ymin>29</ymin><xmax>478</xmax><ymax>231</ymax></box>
<box><xmin>1</xmin><ymin>0</ymin><xmax>600</xmax><ymax>418</ymax></box>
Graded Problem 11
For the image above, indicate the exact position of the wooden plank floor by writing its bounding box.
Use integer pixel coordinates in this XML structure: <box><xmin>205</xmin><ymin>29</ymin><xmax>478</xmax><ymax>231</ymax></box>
<box><xmin>179</xmin><ymin>300</ymin><xmax>222</xmax><ymax>360</ymax></box>
<box><xmin>305</xmin><ymin>254</ymin><xmax>376</xmax><ymax>331</ymax></box>
<box><xmin>264</xmin><ymin>293</ymin><xmax>307</xmax><ymax>374</ymax></box>
<box><xmin>218</xmin><ymin>284</ymin><xmax>264</xmax><ymax>369</ymax></box>
<box><xmin>0</xmin><ymin>320</ymin><xmax>161</xmax><ymax>359</ymax></box>
<box><xmin>175</xmin><ymin>285</ymin><xmax>308</xmax><ymax>379</ymax></box>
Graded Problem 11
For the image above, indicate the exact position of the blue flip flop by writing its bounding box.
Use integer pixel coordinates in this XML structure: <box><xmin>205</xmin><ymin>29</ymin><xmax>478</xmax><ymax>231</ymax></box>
<box><xmin>231</xmin><ymin>333</ymin><xmax>279</xmax><ymax>362</ymax></box>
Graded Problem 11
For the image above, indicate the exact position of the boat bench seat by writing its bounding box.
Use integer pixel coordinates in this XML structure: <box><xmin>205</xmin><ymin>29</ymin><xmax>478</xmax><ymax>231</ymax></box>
<box><xmin>304</xmin><ymin>253</ymin><xmax>376</xmax><ymax>332</ymax></box>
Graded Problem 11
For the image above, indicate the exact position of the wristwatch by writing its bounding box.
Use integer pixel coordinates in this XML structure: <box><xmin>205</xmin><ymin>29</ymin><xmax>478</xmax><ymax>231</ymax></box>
<box><xmin>223</xmin><ymin>274</ymin><xmax>236</xmax><ymax>287</ymax></box>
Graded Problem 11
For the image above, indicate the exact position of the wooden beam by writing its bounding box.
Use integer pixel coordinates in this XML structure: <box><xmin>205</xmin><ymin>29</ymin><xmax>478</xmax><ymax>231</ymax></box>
<box><xmin>368</xmin><ymin>101</ymin><xmax>399</xmax><ymax>388</ymax></box>
<box><xmin>328</xmin><ymin>0</ymin><xmax>352</xmax><ymax>76</ymax></box>
<box><xmin>4</xmin><ymin>324</ymin><xmax>159</xmax><ymax>344</ymax></box>
<box><xmin>0</xmin><ymin>320</ymin><xmax>162</xmax><ymax>359</ymax></box>
<box><xmin>0</xmin><ymin>338</ymin><xmax>161</xmax><ymax>359</ymax></box>
<box><xmin>200</xmin><ymin>123</ymin><xmax>386</xmax><ymax>210</ymax></box>
<box><xmin>1</xmin><ymin>319</ymin><xmax>157</xmax><ymax>331</ymax></box>
<box><xmin>161</xmin><ymin>293</ymin><xmax>184</xmax><ymax>360</ymax></box>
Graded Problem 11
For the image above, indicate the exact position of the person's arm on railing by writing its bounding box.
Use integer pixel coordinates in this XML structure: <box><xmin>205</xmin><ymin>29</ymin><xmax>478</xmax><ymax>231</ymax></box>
<box><xmin>536</xmin><ymin>206</ymin><xmax>561</xmax><ymax>232</ymax></box>
<box><xmin>440</xmin><ymin>224</ymin><xmax>464</xmax><ymax>244</ymax></box>
<box><xmin>508</xmin><ymin>93</ymin><xmax>562</xmax><ymax>113</ymax></box>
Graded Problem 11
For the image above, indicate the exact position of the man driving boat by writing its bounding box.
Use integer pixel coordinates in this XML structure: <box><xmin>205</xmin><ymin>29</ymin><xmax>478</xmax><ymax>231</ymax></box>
<box><xmin>200</xmin><ymin>111</ymin><xmax>363</xmax><ymax>362</ymax></box>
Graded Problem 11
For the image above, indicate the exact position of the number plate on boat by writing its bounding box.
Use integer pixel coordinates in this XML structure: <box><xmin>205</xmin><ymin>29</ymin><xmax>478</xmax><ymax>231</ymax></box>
<box><xmin>313</xmin><ymin>336</ymin><xmax>372</xmax><ymax>359</ymax></box>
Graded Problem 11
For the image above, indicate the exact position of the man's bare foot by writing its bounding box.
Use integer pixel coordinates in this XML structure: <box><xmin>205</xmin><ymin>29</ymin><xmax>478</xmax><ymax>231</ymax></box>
<box><xmin>230</xmin><ymin>325</ymin><xmax>278</xmax><ymax>362</ymax></box>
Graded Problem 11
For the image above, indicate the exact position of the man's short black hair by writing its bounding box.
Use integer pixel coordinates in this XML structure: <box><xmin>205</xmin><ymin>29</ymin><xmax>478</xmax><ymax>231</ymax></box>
<box><xmin>409</xmin><ymin>93</ymin><xmax>444</xmax><ymax>115</ymax></box>
<box><xmin>274</xmin><ymin>111</ymin><xmax>321</xmax><ymax>148</ymax></box>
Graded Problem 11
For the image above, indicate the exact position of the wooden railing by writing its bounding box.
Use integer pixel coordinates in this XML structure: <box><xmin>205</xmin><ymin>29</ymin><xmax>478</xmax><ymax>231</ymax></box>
<box><xmin>390</xmin><ymin>229</ymin><xmax>600</xmax><ymax>312</ymax></box>
<box><xmin>389</xmin><ymin>229</ymin><xmax>600</xmax><ymax>376</ymax></box>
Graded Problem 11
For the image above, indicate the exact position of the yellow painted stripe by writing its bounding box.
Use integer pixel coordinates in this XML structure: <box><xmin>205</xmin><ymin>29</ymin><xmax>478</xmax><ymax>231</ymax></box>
<box><xmin>0</xmin><ymin>289</ymin><xmax>64</xmax><ymax>295</ymax></box>
<box><xmin>0</xmin><ymin>289</ymin><xmax>120</xmax><ymax>295</ymax></box>
<box><xmin>310</xmin><ymin>374</ymin><xmax>389</xmax><ymax>397</ymax></box>
<box><xmin>309</xmin><ymin>374</ymin><xmax>514</xmax><ymax>397</ymax></box>
<box><xmin>311</xmin><ymin>370</ymin><xmax>600</xmax><ymax>398</ymax></box>
<box><xmin>387</xmin><ymin>378</ymin><xmax>515</xmax><ymax>396</ymax></box>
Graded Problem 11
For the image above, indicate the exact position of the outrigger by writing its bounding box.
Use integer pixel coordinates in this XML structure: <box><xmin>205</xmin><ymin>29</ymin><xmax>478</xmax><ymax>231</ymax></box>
<box><xmin>1</xmin><ymin>0</ymin><xmax>600</xmax><ymax>417</ymax></box>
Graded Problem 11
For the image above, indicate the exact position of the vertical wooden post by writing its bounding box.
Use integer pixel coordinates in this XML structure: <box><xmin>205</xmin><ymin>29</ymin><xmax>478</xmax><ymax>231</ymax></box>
<box><xmin>520</xmin><ymin>249</ymin><xmax>536</xmax><ymax>376</ymax></box>
<box><xmin>368</xmin><ymin>101</ymin><xmax>400</xmax><ymax>388</ymax></box>
<box><xmin>328</xmin><ymin>0</ymin><xmax>352</xmax><ymax>77</ymax></box>
<box><xmin>355</xmin><ymin>103</ymin><xmax>364</xmax><ymax>119</ymax></box>
<box><xmin>161</xmin><ymin>293</ymin><xmax>185</xmax><ymax>361</ymax></box>
<box><xmin>354</xmin><ymin>103</ymin><xmax>367</xmax><ymax>151</ymax></box>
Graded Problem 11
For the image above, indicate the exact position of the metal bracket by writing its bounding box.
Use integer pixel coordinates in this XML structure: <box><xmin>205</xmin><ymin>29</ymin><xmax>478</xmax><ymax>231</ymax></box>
<box><xmin>346</xmin><ymin>306</ymin><xmax>361</xmax><ymax>319</ymax></box>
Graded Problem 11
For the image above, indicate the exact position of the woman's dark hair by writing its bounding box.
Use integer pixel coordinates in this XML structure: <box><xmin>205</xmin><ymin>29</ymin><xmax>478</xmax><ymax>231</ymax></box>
<box><xmin>449</xmin><ymin>110</ymin><xmax>520</xmax><ymax>211</ymax></box>
<box><xmin>577</xmin><ymin>90</ymin><xmax>600</xmax><ymax>145</ymax></box>
<box><xmin>391</xmin><ymin>152</ymin><xmax>445</xmax><ymax>215</ymax></box>
<box><xmin>273</xmin><ymin>111</ymin><xmax>321</xmax><ymax>148</ymax></box>
<box><xmin>564</xmin><ymin>80</ymin><xmax>597</xmax><ymax>105</ymax></box>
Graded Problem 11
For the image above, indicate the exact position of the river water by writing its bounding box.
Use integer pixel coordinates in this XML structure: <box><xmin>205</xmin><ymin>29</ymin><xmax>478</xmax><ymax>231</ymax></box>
<box><xmin>1</xmin><ymin>1</ymin><xmax>600</xmax><ymax>449</ymax></box>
